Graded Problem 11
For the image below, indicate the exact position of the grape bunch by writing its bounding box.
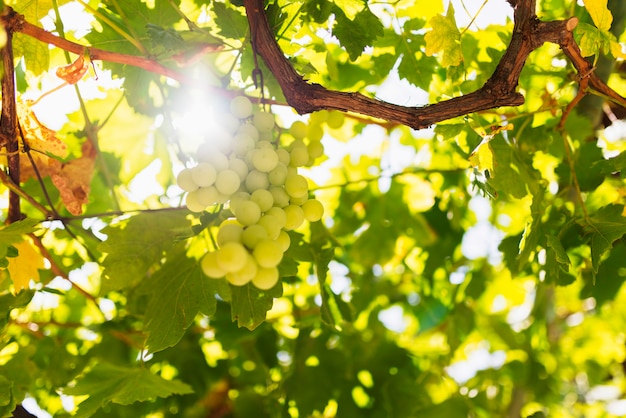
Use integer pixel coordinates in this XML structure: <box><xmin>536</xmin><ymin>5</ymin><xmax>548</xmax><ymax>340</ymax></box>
<box><xmin>176</xmin><ymin>96</ymin><xmax>325</xmax><ymax>290</ymax></box>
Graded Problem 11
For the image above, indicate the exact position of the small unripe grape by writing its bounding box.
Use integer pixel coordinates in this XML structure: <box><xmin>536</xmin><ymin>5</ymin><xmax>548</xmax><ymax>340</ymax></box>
<box><xmin>283</xmin><ymin>204</ymin><xmax>305</xmax><ymax>230</ymax></box>
<box><xmin>252</xmin><ymin>266</ymin><xmax>279</xmax><ymax>290</ymax></box>
<box><xmin>215</xmin><ymin>242</ymin><xmax>248</xmax><ymax>272</ymax></box>
<box><xmin>201</xmin><ymin>252</ymin><xmax>226</xmax><ymax>279</ymax></box>
<box><xmin>253</xmin><ymin>239</ymin><xmax>284</xmax><ymax>268</ymax></box>
<box><xmin>289</xmin><ymin>147</ymin><xmax>309</xmax><ymax>167</ymax></box>
<box><xmin>276</xmin><ymin>148</ymin><xmax>290</xmax><ymax>165</ymax></box>
<box><xmin>230</xmin><ymin>96</ymin><xmax>253</xmax><ymax>119</ymax></box>
<box><xmin>326</xmin><ymin>111</ymin><xmax>345</xmax><ymax>129</ymax></box>
<box><xmin>265</xmin><ymin>207</ymin><xmax>287</xmax><ymax>229</ymax></box>
<box><xmin>242</xmin><ymin>224</ymin><xmax>269</xmax><ymax>249</ymax></box>
<box><xmin>251</xmin><ymin>189</ymin><xmax>274</xmax><ymax>212</ymax></box>
<box><xmin>257</xmin><ymin>215</ymin><xmax>281</xmax><ymax>240</ymax></box>
<box><xmin>177</xmin><ymin>168</ymin><xmax>199</xmax><ymax>192</ymax></box>
<box><xmin>268</xmin><ymin>163</ymin><xmax>288</xmax><ymax>186</ymax></box>
<box><xmin>253</xmin><ymin>111</ymin><xmax>275</xmax><ymax>132</ymax></box>
<box><xmin>245</xmin><ymin>170</ymin><xmax>270</xmax><ymax>192</ymax></box>
<box><xmin>285</xmin><ymin>174</ymin><xmax>309</xmax><ymax>199</ymax></box>
<box><xmin>215</xmin><ymin>169</ymin><xmax>241</xmax><ymax>196</ymax></box>
<box><xmin>191</xmin><ymin>162</ymin><xmax>217</xmax><ymax>187</ymax></box>
<box><xmin>237</xmin><ymin>123</ymin><xmax>260</xmax><ymax>141</ymax></box>
<box><xmin>235</xmin><ymin>200</ymin><xmax>262</xmax><ymax>226</ymax></box>
<box><xmin>217</xmin><ymin>222</ymin><xmax>244</xmax><ymax>246</ymax></box>
<box><xmin>226</xmin><ymin>255</ymin><xmax>258</xmax><ymax>286</ymax></box>
<box><xmin>290</xmin><ymin>121</ymin><xmax>307</xmax><ymax>140</ymax></box>
<box><xmin>269</xmin><ymin>186</ymin><xmax>290</xmax><ymax>208</ymax></box>
<box><xmin>229</xmin><ymin>158</ymin><xmax>249</xmax><ymax>181</ymax></box>
<box><xmin>185</xmin><ymin>189</ymin><xmax>208</xmax><ymax>212</ymax></box>
<box><xmin>276</xmin><ymin>230</ymin><xmax>291</xmax><ymax>252</ymax></box>
<box><xmin>302</xmin><ymin>199</ymin><xmax>324</xmax><ymax>222</ymax></box>
<box><xmin>195</xmin><ymin>186</ymin><xmax>220</xmax><ymax>207</ymax></box>
<box><xmin>307</xmin><ymin>141</ymin><xmax>324</xmax><ymax>160</ymax></box>
<box><xmin>252</xmin><ymin>147</ymin><xmax>279</xmax><ymax>172</ymax></box>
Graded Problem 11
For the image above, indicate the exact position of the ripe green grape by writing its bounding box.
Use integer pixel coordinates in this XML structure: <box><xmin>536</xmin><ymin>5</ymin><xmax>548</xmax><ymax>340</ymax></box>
<box><xmin>242</xmin><ymin>224</ymin><xmax>268</xmax><ymax>249</ymax></box>
<box><xmin>307</xmin><ymin>124</ymin><xmax>324</xmax><ymax>142</ymax></box>
<box><xmin>307</xmin><ymin>141</ymin><xmax>324</xmax><ymax>160</ymax></box>
<box><xmin>215</xmin><ymin>169</ymin><xmax>241</xmax><ymax>196</ymax></box>
<box><xmin>285</xmin><ymin>174</ymin><xmax>309</xmax><ymax>199</ymax></box>
<box><xmin>237</xmin><ymin>123</ymin><xmax>259</xmax><ymax>141</ymax></box>
<box><xmin>302</xmin><ymin>199</ymin><xmax>324</xmax><ymax>222</ymax></box>
<box><xmin>276</xmin><ymin>148</ymin><xmax>290</xmax><ymax>166</ymax></box>
<box><xmin>177</xmin><ymin>168</ymin><xmax>198</xmax><ymax>192</ymax></box>
<box><xmin>229</xmin><ymin>191</ymin><xmax>251</xmax><ymax>214</ymax></box>
<box><xmin>229</xmin><ymin>158</ymin><xmax>249</xmax><ymax>181</ymax></box>
<box><xmin>230</xmin><ymin>96</ymin><xmax>253</xmax><ymax>119</ymax></box>
<box><xmin>245</xmin><ymin>170</ymin><xmax>270</xmax><ymax>192</ymax></box>
<box><xmin>252</xmin><ymin>147</ymin><xmax>279</xmax><ymax>172</ymax></box>
<box><xmin>289</xmin><ymin>120</ymin><xmax>307</xmax><ymax>140</ymax></box>
<box><xmin>201</xmin><ymin>252</ymin><xmax>226</xmax><ymax>279</ymax></box>
<box><xmin>276</xmin><ymin>230</ymin><xmax>290</xmax><ymax>252</ymax></box>
<box><xmin>217</xmin><ymin>222</ymin><xmax>244</xmax><ymax>246</ymax></box>
<box><xmin>215</xmin><ymin>242</ymin><xmax>248</xmax><ymax>272</ymax></box>
<box><xmin>268</xmin><ymin>163</ymin><xmax>288</xmax><ymax>186</ymax></box>
<box><xmin>252</xmin><ymin>266</ymin><xmax>279</xmax><ymax>290</ymax></box>
<box><xmin>190</xmin><ymin>162</ymin><xmax>217</xmax><ymax>187</ymax></box>
<box><xmin>326</xmin><ymin>111</ymin><xmax>345</xmax><ymax>129</ymax></box>
<box><xmin>185</xmin><ymin>189</ymin><xmax>208</xmax><ymax>212</ymax></box>
<box><xmin>257</xmin><ymin>214</ymin><xmax>281</xmax><ymax>240</ymax></box>
<box><xmin>265</xmin><ymin>207</ymin><xmax>287</xmax><ymax>229</ymax></box>
<box><xmin>251</xmin><ymin>189</ymin><xmax>274</xmax><ymax>212</ymax></box>
<box><xmin>253</xmin><ymin>111</ymin><xmax>275</xmax><ymax>132</ymax></box>
<box><xmin>232</xmin><ymin>133</ymin><xmax>256</xmax><ymax>156</ymax></box>
<box><xmin>235</xmin><ymin>200</ymin><xmax>262</xmax><ymax>226</ymax></box>
<box><xmin>226</xmin><ymin>254</ymin><xmax>258</xmax><ymax>286</ymax></box>
<box><xmin>253</xmin><ymin>239</ymin><xmax>284</xmax><ymax>268</ymax></box>
<box><xmin>195</xmin><ymin>186</ymin><xmax>220</xmax><ymax>207</ymax></box>
<box><xmin>283</xmin><ymin>204</ymin><xmax>305</xmax><ymax>231</ymax></box>
<box><xmin>269</xmin><ymin>186</ymin><xmax>290</xmax><ymax>208</ymax></box>
<box><xmin>289</xmin><ymin>147</ymin><xmax>309</xmax><ymax>167</ymax></box>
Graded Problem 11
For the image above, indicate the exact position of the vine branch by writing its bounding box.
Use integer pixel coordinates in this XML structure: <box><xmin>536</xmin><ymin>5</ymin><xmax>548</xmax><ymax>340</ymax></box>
<box><xmin>243</xmin><ymin>0</ymin><xmax>626</xmax><ymax>130</ymax></box>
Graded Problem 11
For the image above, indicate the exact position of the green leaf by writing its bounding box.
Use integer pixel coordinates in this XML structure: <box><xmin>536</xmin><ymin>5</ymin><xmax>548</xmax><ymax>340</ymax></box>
<box><xmin>99</xmin><ymin>211</ymin><xmax>193</xmax><ymax>293</ymax></box>
<box><xmin>142</xmin><ymin>249</ymin><xmax>218</xmax><ymax>353</ymax></box>
<box><xmin>425</xmin><ymin>4</ymin><xmax>462</xmax><ymax>67</ymax></box>
<box><xmin>583</xmin><ymin>0</ymin><xmax>613</xmax><ymax>31</ymax></box>
<box><xmin>333</xmin><ymin>7</ymin><xmax>384</xmax><ymax>60</ymax></box>
<box><xmin>213</xmin><ymin>2</ymin><xmax>248</xmax><ymax>40</ymax></box>
<box><xmin>0</xmin><ymin>218</ymin><xmax>39</xmax><ymax>258</ymax></box>
<box><xmin>582</xmin><ymin>204</ymin><xmax>626</xmax><ymax>273</ymax></box>
<box><xmin>230</xmin><ymin>282</ymin><xmax>283</xmax><ymax>330</ymax></box>
<box><xmin>64</xmin><ymin>363</ymin><xmax>193</xmax><ymax>417</ymax></box>
<box><xmin>546</xmin><ymin>234</ymin><xmax>570</xmax><ymax>266</ymax></box>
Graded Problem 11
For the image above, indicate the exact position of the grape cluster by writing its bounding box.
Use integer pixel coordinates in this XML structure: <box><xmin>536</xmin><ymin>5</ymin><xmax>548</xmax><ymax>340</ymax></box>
<box><xmin>177</xmin><ymin>96</ymin><xmax>325</xmax><ymax>290</ymax></box>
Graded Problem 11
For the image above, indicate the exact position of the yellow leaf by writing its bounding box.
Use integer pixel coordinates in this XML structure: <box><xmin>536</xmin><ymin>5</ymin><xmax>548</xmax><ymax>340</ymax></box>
<box><xmin>469</xmin><ymin>136</ymin><xmax>494</xmax><ymax>175</ymax></box>
<box><xmin>55</xmin><ymin>51</ymin><xmax>90</xmax><ymax>84</ymax></box>
<box><xmin>583</xmin><ymin>0</ymin><xmax>613</xmax><ymax>32</ymax></box>
<box><xmin>424</xmin><ymin>4</ymin><xmax>462</xmax><ymax>67</ymax></box>
<box><xmin>6</xmin><ymin>238</ymin><xmax>45</xmax><ymax>293</ymax></box>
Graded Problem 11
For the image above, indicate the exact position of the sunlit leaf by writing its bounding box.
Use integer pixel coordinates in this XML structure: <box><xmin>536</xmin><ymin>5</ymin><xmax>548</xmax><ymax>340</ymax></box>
<box><xmin>425</xmin><ymin>4</ymin><xmax>462</xmax><ymax>66</ymax></box>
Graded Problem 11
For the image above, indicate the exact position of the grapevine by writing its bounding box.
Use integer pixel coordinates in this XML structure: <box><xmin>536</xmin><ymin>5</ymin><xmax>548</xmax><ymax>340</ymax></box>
<box><xmin>177</xmin><ymin>96</ymin><xmax>326</xmax><ymax>290</ymax></box>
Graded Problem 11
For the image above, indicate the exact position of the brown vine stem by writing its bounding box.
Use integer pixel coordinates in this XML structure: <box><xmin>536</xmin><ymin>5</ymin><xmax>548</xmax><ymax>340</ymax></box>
<box><xmin>243</xmin><ymin>0</ymin><xmax>626</xmax><ymax>130</ymax></box>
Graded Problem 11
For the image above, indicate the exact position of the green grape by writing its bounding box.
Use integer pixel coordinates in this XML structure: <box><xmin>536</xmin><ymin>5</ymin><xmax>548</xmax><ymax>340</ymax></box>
<box><xmin>185</xmin><ymin>189</ymin><xmax>208</xmax><ymax>212</ymax></box>
<box><xmin>252</xmin><ymin>266</ymin><xmax>279</xmax><ymax>290</ymax></box>
<box><xmin>302</xmin><ymin>199</ymin><xmax>324</xmax><ymax>222</ymax></box>
<box><xmin>229</xmin><ymin>158</ymin><xmax>249</xmax><ymax>181</ymax></box>
<box><xmin>217</xmin><ymin>222</ymin><xmax>244</xmax><ymax>246</ymax></box>
<box><xmin>268</xmin><ymin>163</ymin><xmax>288</xmax><ymax>186</ymax></box>
<box><xmin>201</xmin><ymin>252</ymin><xmax>226</xmax><ymax>279</ymax></box>
<box><xmin>326</xmin><ymin>111</ymin><xmax>345</xmax><ymax>129</ymax></box>
<box><xmin>307</xmin><ymin>141</ymin><xmax>324</xmax><ymax>160</ymax></box>
<box><xmin>198</xmin><ymin>149</ymin><xmax>229</xmax><ymax>171</ymax></box>
<box><xmin>257</xmin><ymin>214</ymin><xmax>281</xmax><ymax>240</ymax></box>
<box><xmin>253</xmin><ymin>239</ymin><xmax>284</xmax><ymax>268</ymax></box>
<box><xmin>283</xmin><ymin>204</ymin><xmax>305</xmax><ymax>231</ymax></box>
<box><xmin>195</xmin><ymin>186</ymin><xmax>220</xmax><ymax>207</ymax></box>
<box><xmin>307</xmin><ymin>124</ymin><xmax>324</xmax><ymax>142</ymax></box>
<box><xmin>232</xmin><ymin>133</ymin><xmax>256</xmax><ymax>156</ymax></box>
<box><xmin>222</xmin><ymin>112</ymin><xmax>241</xmax><ymax>134</ymax></box>
<box><xmin>289</xmin><ymin>147</ymin><xmax>309</xmax><ymax>167</ymax></box>
<box><xmin>285</xmin><ymin>174</ymin><xmax>309</xmax><ymax>199</ymax></box>
<box><xmin>230</xmin><ymin>96</ymin><xmax>253</xmax><ymax>119</ymax></box>
<box><xmin>229</xmin><ymin>191</ymin><xmax>251</xmax><ymax>214</ymax></box>
<box><xmin>177</xmin><ymin>168</ymin><xmax>199</xmax><ymax>192</ymax></box>
<box><xmin>251</xmin><ymin>189</ymin><xmax>274</xmax><ymax>212</ymax></box>
<box><xmin>252</xmin><ymin>147</ymin><xmax>279</xmax><ymax>172</ymax></box>
<box><xmin>269</xmin><ymin>186</ymin><xmax>290</xmax><ymax>208</ymax></box>
<box><xmin>265</xmin><ymin>206</ymin><xmax>287</xmax><ymax>229</ymax></box>
<box><xmin>310</xmin><ymin>110</ymin><xmax>328</xmax><ymax>124</ymax></box>
<box><xmin>190</xmin><ymin>162</ymin><xmax>217</xmax><ymax>187</ymax></box>
<box><xmin>276</xmin><ymin>230</ymin><xmax>291</xmax><ymax>252</ymax></box>
<box><xmin>215</xmin><ymin>169</ymin><xmax>241</xmax><ymax>195</ymax></box>
<box><xmin>276</xmin><ymin>148</ymin><xmax>290</xmax><ymax>165</ymax></box>
<box><xmin>242</xmin><ymin>224</ymin><xmax>269</xmax><ymax>249</ymax></box>
<box><xmin>235</xmin><ymin>200</ymin><xmax>262</xmax><ymax>226</ymax></box>
<box><xmin>216</xmin><ymin>242</ymin><xmax>248</xmax><ymax>272</ymax></box>
<box><xmin>289</xmin><ymin>194</ymin><xmax>308</xmax><ymax>206</ymax></box>
<box><xmin>245</xmin><ymin>170</ymin><xmax>270</xmax><ymax>192</ymax></box>
<box><xmin>253</xmin><ymin>111</ymin><xmax>275</xmax><ymax>132</ymax></box>
<box><xmin>256</xmin><ymin>140</ymin><xmax>273</xmax><ymax>149</ymax></box>
<box><xmin>237</xmin><ymin>123</ymin><xmax>260</xmax><ymax>141</ymax></box>
<box><xmin>226</xmin><ymin>254</ymin><xmax>258</xmax><ymax>286</ymax></box>
<box><xmin>289</xmin><ymin>120</ymin><xmax>307</xmax><ymax>140</ymax></box>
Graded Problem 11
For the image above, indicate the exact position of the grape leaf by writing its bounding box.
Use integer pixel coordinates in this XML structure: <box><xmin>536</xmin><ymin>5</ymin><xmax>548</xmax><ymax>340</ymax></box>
<box><xmin>333</xmin><ymin>7</ymin><xmax>384</xmax><ymax>60</ymax></box>
<box><xmin>143</xmin><ymin>249</ymin><xmax>219</xmax><ymax>353</ymax></box>
<box><xmin>583</xmin><ymin>0</ymin><xmax>613</xmax><ymax>31</ymax></box>
<box><xmin>213</xmin><ymin>2</ymin><xmax>248</xmax><ymax>40</ymax></box>
<box><xmin>230</xmin><ymin>282</ymin><xmax>282</xmax><ymax>330</ymax></box>
<box><xmin>0</xmin><ymin>219</ymin><xmax>40</xmax><ymax>259</ymax></box>
<box><xmin>64</xmin><ymin>362</ymin><xmax>193</xmax><ymax>417</ymax></box>
<box><xmin>582</xmin><ymin>204</ymin><xmax>626</xmax><ymax>273</ymax></box>
<box><xmin>6</xmin><ymin>239</ymin><xmax>45</xmax><ymax>292</ymax></box>
<box><xmin>425</xmin><ymin>4</ymin><xmax>462</xmax><ymax>67</ymax></box>
<box><xmin>99</xmin><ymin>211</ymin><xmax>193</xmax><ymax>293</ymax></box>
